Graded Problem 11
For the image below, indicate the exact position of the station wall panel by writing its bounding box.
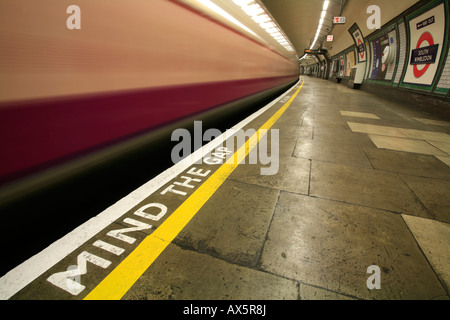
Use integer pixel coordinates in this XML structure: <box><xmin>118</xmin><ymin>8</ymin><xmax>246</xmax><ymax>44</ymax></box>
<box><xmin>329</xmin><ymin>0</ymin><xmax>450</xmax><ymax>101</ymax></box>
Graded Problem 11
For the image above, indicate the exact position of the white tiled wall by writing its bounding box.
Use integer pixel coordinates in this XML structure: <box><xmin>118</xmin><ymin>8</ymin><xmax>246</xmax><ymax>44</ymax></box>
<box><xmin>436</xmin><ymin>53</ymin><xmax>450</xmax><ymax>90</ymax></box>
<box><xmin>394</xmin><ymin>21</ymin><xmax>407</xmax><ymax>85</ymax></box>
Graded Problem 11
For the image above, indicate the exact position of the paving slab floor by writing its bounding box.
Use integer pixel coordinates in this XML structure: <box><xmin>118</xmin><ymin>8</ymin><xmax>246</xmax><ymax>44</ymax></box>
<box><xmin>123</xmin><ymin>76</ymin><xmax>450</xmax><ymax>300</ymax></box>
<box><xmin>10</xmin><ymin>76</ymin><xmax>449</xmax><ymax>301</ymax></box>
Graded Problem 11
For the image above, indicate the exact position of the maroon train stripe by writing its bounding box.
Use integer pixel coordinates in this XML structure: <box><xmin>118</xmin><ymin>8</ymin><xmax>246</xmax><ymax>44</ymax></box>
<box><xmin>0</xmin><ymin>75</ymin><xmax>298</xmax><ymax>184</ymax></box>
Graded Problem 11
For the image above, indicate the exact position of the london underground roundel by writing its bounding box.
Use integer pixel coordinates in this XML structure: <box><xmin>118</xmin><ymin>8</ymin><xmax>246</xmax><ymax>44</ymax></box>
<box><xmin>413</xmin><ymin>32</ymin><xmax>434</xmax><ymax>78</ymax></box>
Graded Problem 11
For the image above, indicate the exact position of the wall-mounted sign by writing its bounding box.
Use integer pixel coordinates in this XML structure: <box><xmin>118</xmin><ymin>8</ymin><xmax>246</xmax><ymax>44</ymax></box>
<box><xmin>410</xmin><ymin>41</ymin><xmax>439</xmax><ymax>66</ymax></box>
<box><xmin>327</xmin><ymin>35</ymin><xmax>334</xmax><ymax>42</ymax></box>
<box><xmin>333</xmin><ymin>17</ymin><xmax>346</xmax><ymax>24</ymax></box>
<box><xmin>403</xmin><ymin>2</ymin><xmax>446</xmax><ymax>87</ymax></box>
<box><xmin>348</xmin><ymin>23</ymin><xmax>366</xmax><ymax>63</ymax></box>
<box><xmin>304</xmin><ymin>49</ymin><xmax>328</xmax><ymax>55</ymax></box>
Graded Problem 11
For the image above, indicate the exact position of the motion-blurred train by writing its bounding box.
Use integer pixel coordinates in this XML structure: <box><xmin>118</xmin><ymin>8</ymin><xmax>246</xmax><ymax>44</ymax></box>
<box><xmin>0</xmin><ymin>0</ymin><xmax>299</xmax><ymax>202</ymax></box>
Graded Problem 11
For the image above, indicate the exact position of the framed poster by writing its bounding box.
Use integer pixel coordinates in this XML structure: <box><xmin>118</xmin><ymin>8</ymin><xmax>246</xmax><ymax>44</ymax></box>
<box><xmin>339</xmin><ymin>55</ymin><xmax>345</xmax><ymax>77</ymax></box>
<box><xmin>370</xmin><ymin>38</ymin><xmax>381</xmax><ymax>79</ymax></box>
<box><xmin>348</xmin><ymin>23</ymin><xmax>367</xmax><ymax>63</ymax></box>
<box><xmin>366</xmin><ymin>41</ymin><xmax>373</xmax><ymax>79</ymax></box>
<box><xmin>384</xmin><ymin>29</ymin><xmax>398</xmax><ymax>81</ymax></box>
<box><xmin>402</xmin><ymin>1</ymin><xmax>447</xmax><ymax>87</ymax></box>
<box><xmin>333</xmin><ymin>59</ymin><xmax>339</xmax><ymax>73</ymax></box>
<box><xmin>346</xmin><ymin>51</ymin><xmax>355</xmax><ymax>77</ymax></box>
<box><xmin>369</xmin><ymin>28</ymin><xmax>398</xmax><ymax>81</ymax></box>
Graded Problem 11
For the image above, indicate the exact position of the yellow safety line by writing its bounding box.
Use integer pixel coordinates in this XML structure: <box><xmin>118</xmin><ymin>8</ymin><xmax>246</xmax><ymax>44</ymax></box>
<box><xmin>84</xmin><ymin>78</ymin><xmax>304</xmax><ymax>300</ymax></box>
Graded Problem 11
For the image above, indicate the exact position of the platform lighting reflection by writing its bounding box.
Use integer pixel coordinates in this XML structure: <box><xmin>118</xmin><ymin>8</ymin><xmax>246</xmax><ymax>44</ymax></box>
<box><xmin>194</xmin><ymin>0</ymin><xmax>260</xmax><ymax>38</ymax></box>
<box><xmin>310</xmin><ymin>0</ymin><xmax>330</xmax><ymax>49</ymax></box>
<box><xmin>233</xmin><ymin>0</ymin><xmax>295</xmax><ymax>52</ymax></box>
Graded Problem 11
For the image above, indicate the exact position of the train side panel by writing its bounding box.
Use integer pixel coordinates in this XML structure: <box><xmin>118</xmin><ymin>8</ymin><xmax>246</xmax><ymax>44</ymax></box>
<box><xmin>0</xmin><ymin>0</ymin><xmax>299</xmax><ymax>183</ymax></box>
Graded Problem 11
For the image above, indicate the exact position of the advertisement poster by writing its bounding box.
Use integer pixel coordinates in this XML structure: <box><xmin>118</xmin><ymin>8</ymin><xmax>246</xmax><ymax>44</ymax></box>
<box><xmin>333</xmin><ymin>59</ymin><xmax>339</xmax><ymax>73</ymax></box>
<box><xmin>346</xmin><ymin>51</ymin><xmax>355</xmax><ymax>77</ymax></box>
<box><xmin>369</xmin><ymin>30</ymin><xmax>398</xmax><ymax>81</ymax></box>
<box><xmin>349</xmin><ymin>24</ymin><xmax>367</xmax><ymax>63</ymax></box>
<box><xmin>339</xmin><ymin>55</ymin><xmax>345</xmax><ymax>77</ymax></box>
<box><xmin>403</xmin><ymin>2</ymin><xmax>446</xmax><ymax>86</ymax></box>
<box><xmin>370</xmin><ymin>38</ymin><xmax>381</xmax><ymax>79</ymax></box>
<box><xmin>384</xmin><ymin>30</ymin><xmax>398</xmax><ymax>81</ymax></box>
<box><xmin>366</xmin><ymin>41</ymin><xmax>372</xmax><ymax>79</ymax></box>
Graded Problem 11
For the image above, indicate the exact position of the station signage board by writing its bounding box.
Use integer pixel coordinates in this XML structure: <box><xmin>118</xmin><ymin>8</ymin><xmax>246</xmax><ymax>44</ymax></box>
<box><xmin>304</xmin><ymin>49</ymin><xmax>327</xmax><ymax>55</ymax></box>
<box><xmin>333</xmin><ymin>16</ymin><xmax>346</xmax><ymax>24</ymax></box>
<box><xmin>403</xmin><ymin>2</ymin><xmax>446</xmax><ymax>86</ymax></box>
<box><xmin>348</xmin><ymin>23</ymin><xmax>366</xmax><ymax>63</ymax></box>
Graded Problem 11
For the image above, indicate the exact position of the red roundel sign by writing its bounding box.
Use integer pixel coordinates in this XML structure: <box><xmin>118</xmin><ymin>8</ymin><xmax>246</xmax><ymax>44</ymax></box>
<box><xmin>358</xmin><ymin>38</ymin><xmax>365</xmax><ymax>60</ymax></box>
<box><xmin>413</xmin><ymin>32</ymin><xmax>434</xmax><ymax>78</ymax></box>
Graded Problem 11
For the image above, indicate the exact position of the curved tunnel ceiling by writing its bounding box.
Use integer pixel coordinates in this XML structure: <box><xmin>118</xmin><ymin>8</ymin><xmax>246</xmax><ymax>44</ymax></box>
<box><xmin>261</xmin><ymin>0</ymin><xmax>347</xmax><ymax>64</ymax></box>
<box><xmin>261</xmin><ymin>0</ymin><xmax>422</xmax><ymax>66</ymax></box>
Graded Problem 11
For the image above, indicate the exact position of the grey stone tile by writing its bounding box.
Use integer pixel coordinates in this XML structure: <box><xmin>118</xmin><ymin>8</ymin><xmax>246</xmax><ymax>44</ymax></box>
<box><xmin>300</xmin><ymin>284</ymin><xmax>356</xmax><ymax>300</ymax></box>
<box><xmin>414</xmin><ymin>118</ymin><xmax>450</xmax><ymax>127</ymax></box>
<box><xmin>260</xmin><ymin>192</ymin><xmax>448</xmax><ymax>300</ymax></box>
<box><xmin>124</xmin><ymin>244</ymin><xmax>298</xmax><ymax>300</ymax></box>
<box><xmin>400</xmin><ymin>174</ymin><xmax>450</xmax><ymax>223</ymax></box>
<box><xmin>278</xmin><ymin>125</ymin><xmax>313</xmax><ymax>140</ymax></box>
<box><xmin>275</xmin><ymin>136</ymin><xmax>299</xmax><ymax>156</ymax></box>
<box><xmin>402</xmin><ymin>215</ymin><xmax>450</xmax><ymax>291</ymax></box>
<box><xmin>277</xmin><ymin>110</ymin><xmax>305</xmax><ymax>126</ymax></box>
<box><xmin>255</xmin><ymin>132</ymin><xmax>297</xmax><ymax>156</ymax></box>
<box><xmin>310</xmin><ymin>160</ymin><xmax>431</xmax><ymax>218</ymax></box>
<box><xmin>313</xmin><ymin>126</ymin><xmax>375</xmax><ymax>147</ymax></box>
<box><xmin>365</xmin><ymin>148</ymin><xmax>450</xmax><ymax>180</ymax></box>
<box><xmin>369</xmin><ymin>135</ymin><xmax>448</xmax><ymax>156</ymax></box>
<box><xmin>340</xmin><ymin>111</ymin><xmax>380</xmax><ymax>119</ymax></box>
<box><xmin>305</xmin><ymin>118</ymin><xmax>350</xmax><ymax>131</ymax></box>
<box><xmin>173</xmin><ymin>179</ymin><xmax>280</xmax><ymax>267</ymax></box>
<box><xmin>294</xmin><ymin>138</ymin><xmax>373</xmax><ymax>168</ymax></box>
<box><xmin>427</xmin><ymin>140</ymin><xmax>450</xmax><ymax>155</ymax></box>
<box><xmin>230</xmin><ymin>154</ymin><xmax>310</xmax><ymax>195</ymax></box>
<box><xmin>436</xmin><ymin>156</ymin><xmax>450</xmax><ymax>167</ymax></box>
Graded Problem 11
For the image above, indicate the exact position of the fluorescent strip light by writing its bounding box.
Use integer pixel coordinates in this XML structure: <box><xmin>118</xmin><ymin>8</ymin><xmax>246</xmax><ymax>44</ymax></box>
<box><xmin>310</xmin><ymin>0</ymin><xmax>330</xmax><ymax>49</ymax></box>
<box><xmin>242</xmin><ymin>4</ymin><xmax>264</xmax><ymax>16</ymax></box>
<box><xmin>195</xmin><ymin>0</ymin><xmax>259</xmax><ymax>37</ymax></box>
<box><xmin>233</xmin><ymin>0</ymin><xmax>254</xmax><ymax>6</ymax></box>
<box><xmin>252</xmin><ymin>14</ymin><xmax>271</xmax><ymax>23</ymax></box>
<box><xmin>260</xmin><ymin>22</ymin><xmax>276</xmax><ymax>29</ymax></box>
